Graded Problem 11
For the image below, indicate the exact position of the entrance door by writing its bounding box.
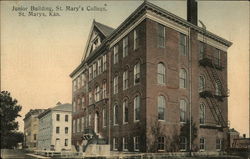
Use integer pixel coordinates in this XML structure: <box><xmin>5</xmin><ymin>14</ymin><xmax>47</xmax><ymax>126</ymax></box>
<box><xmin>94</xmin><ymin>112</ymin><xmax>99</xmax><ymax>134</ymax></box>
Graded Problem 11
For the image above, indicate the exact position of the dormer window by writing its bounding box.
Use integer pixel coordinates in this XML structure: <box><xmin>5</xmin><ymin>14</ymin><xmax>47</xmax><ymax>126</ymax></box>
<box><xmin>91</xmin><ymin>36</ymin><xmax>101</xmax><ymax>52</ymax></box>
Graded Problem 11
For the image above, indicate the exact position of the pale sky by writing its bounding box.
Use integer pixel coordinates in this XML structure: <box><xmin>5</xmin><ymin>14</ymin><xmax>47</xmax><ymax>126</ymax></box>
<box><xmin>1</xmin><ymin>1</ymin><xmax>249</xmax><ymax>136</ymax></box>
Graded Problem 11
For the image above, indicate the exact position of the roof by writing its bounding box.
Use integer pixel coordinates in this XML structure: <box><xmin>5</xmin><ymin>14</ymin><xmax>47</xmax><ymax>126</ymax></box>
<box><xmin>23</xmin><ymin>109</ymin><xmax>45</xmax><ymax>121</ymax></box>
<box><xmin>70</xmin><ymin>1</ymin><xmax>232</xmax><ymax>77</ymax></box>
<box><xmin>94</xmin><ymin>20</ymin><xmax>114</xmax><ymax>37</ymax></box>
<box><xmin>38</xmin><ymin>103</ymin><xmax>72</xmax><ymax>118</ymax></box>
<box><xmin>229</xmin><ymin>128</ymin><xmax>240</xmax><ymax>133</ymax></box>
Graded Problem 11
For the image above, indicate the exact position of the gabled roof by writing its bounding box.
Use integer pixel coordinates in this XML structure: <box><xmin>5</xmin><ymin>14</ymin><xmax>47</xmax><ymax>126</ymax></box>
<box><xmin>94</xmin><ymin>21</ymin><xmax>114</xmax><ymax>37</ymax></box>
<box><xmin>81</xmin><ymin>20</ymin><xmax>114</xmax><ymax>62</ymax></box>
<box><xmin>38</xmin><ymin>103</ymin><xmax>72</xmax><ymax>118</ymax></box>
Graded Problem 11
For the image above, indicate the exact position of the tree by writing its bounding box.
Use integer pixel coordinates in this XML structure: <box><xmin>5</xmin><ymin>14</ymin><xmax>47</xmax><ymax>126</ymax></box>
<box><xmin>0</xmin><ymin>91</ymin><xmax>22</xmax><ymax>148</ymax></box>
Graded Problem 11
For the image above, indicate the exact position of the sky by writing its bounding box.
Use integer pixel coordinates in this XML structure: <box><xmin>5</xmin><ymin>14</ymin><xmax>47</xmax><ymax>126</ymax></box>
<box><xmin>1</xmin><ymin>0</ymin><xmax>249</xmax><ymax>137</ymax></box>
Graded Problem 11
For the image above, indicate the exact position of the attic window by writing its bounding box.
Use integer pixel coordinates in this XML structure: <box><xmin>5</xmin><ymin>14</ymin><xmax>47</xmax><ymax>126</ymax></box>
<box><xmin>92</xmin><ymin>37</ymin><xmax>101</xmax><ymax>51</ymax></box>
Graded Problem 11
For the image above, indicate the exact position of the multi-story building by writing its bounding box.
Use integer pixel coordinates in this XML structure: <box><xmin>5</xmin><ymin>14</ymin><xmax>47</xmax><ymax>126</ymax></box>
<box><xmin>23</xmin><ymin>109</ymin><xmax>45</xmax><ymax>150</ymax></box>
<box><xmin>70</xmin><ymin>0</ymin><xmax>232</xmax><ymax>153</ymax></box>
<box><xmin>37</xmin><ymin>102</ymin><xmax>72</xmax><ymax>151</ymax></box>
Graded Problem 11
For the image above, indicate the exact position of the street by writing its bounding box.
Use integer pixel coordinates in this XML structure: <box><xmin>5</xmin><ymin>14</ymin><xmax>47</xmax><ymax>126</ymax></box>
<box><xmin>1</xmin><ymin>149</ymin><xmax>38</xmax><ymax>159</ymax></box>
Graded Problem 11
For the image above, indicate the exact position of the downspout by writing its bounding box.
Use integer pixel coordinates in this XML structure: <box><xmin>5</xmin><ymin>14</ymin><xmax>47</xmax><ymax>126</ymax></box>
<box><xmin>108</xmin><ymin>49</ymin><xmax>111</xmax><ymax>146</ymax></box>
<box><xmin>188</xmin><ymin>27</ymin><xmax>192</xmax><ymax>156</ymax></box>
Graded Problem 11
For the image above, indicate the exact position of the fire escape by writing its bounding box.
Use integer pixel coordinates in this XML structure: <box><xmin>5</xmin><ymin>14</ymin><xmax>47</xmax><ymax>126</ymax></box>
<box><xmin>198</xmin><ymin>24</ymin><xmax>228</xmax><ymax>128</ymax></box>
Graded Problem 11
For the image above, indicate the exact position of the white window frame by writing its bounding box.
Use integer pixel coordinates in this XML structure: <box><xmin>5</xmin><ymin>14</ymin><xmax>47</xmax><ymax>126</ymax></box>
<box><xmin>200</xmin><ymin>103</ymin><xmax>206</xmax><ymax>125</ymax></box>
<box><xmin>200</xmin><ymin>137</ymin><xmax>205</xmax><ymax>151</ymax></box>
<box><xmin>134</xmin><ymin>95</ymin><xmax>140</xmax><ymax>122</ymax></box>
<box><xmin>123</xmin><ymin>137</ymin><xmax>128</xmax><ymax>151</ymax></box>
<box><xmin>134</xmin><ymin>136</ymin><xmax>139</xmax><ymax>151</ymax></box>
<box><xmin>113</xmin><ymin>104</ymin><xmax>118</xmax><ymax>126</ymax></box>
<box><xmin>103</xmin><ymin>55</ymin><xmax>107</xmax><ymax>71</ymax></box>
<box><xmin>123</xmin><ymin>99</ymin><xmax>128</xmax><ymax>124</ymax></box>
<box><xmin>102</xmin><ymin>82</ymin><xmax>107</xmax><ymax>98</ymax></box>
<box><xmin>216</xmin><ymin>138</ymin><xmax>222</xmax><ymax>151</ymax></box>
<box><xmin>98</xmin><ymin>58</ymin><xmax>102</xmax><ymax>75</ymax></box>
<box><xmin>158</xmin><ymin>96</ymin><xmax>165</xmax><ymax>121</ymax></box>
<box><xmin>123</xmin><ymin>71</ymin><xmax>128</xmax><ymax>90</ymax></box>
<box><xmin>93</xmin><ymin>62</ymin><xmax>97</xmax><ymax>78</ymax></box>
<box><xmin>199</xmin><ymin>41</ymin><xmax>205</xmax><ymax>60</ymax></box>
<box><xmin>103</xmin><ymin>108</ymin><xmax>106</xmax><ymax>127</ymax></box>
<box><xmin>180</xmin><ymin>136</ymin><xmax>187</xmax><ymax>151</ymax></box>
<box><xmin>134</xmin><ymin>29</ymin><xmax>138</xmax><ymax>50</ymax></box>
<box><xmin>180</xmin><ymin>99</ymin><xmax>187</xmax><ymax>123</ymax></box>
<box><xmin>73</xmin><ymin>101</ymin><xmax>76</xmax><ymax>113</ymax></box>
<box><xmin>113</xmin><ymin>137</ymin><xmax>118</xmax><ymax>151</ymax></box>
<box><xmin>157</xmin><ymin>63</ymin><xmax>166</xmax><ymax>85</ymax></box>
<box><xmin>72</xmin><ymin>120</ymin><xmax>76</xmax><ymax>133</ymax></box>
<box><xmin>113</xmin><ymin>76</ymin><xmax>118</xmax><ymax>94</ymax></box>
<box><xmin>89</xmin><ymin>65</ymin><xmax>93</xmax><ymax>80</ymax></box>
<box><xmin>81</xmin><ymin>117</ymin><xmax>84</xmax><ymax>132</ymax></box>
<box><xmin>157</xmin><ymin>24</ymin><xmax>165</xmax><ymax>48</ymax></box>
<box><xmin>114</xmin><ymin>45</ymin><xmax>118</xmax><ymax>64</ymax></box>
<box><xmin>179</xmin><ymin>33</ymin><xmax>187</xmax><ymax>56</ymax></box>
<box><xmin>123</xmin><ymin>36</ymin><xmax>128</xmax><ymax>57</ymax></box>
<box><xmin>157</xmin><ymin>136</ymin><xmax>165</xmax><ymax>151</ymax></box>
<box><xmin>199</xmin><ymin>75</ymin><xmax>206</xmax><ymax>92</ymax></box>
<box><xmin>179</xmin><ymin>68</ymin><xmax>187</xmax><ymax>89</ymax></box>
<box><xmin>134</xmin><ymin>63</ymin><xmax>140</xmax><ymax>85</ymax></box>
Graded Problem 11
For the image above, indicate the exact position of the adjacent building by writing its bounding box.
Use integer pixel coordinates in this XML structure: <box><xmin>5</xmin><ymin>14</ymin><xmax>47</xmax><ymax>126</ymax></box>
<box><xmin>37</xmin><ymin>102</ymin><xmax>72</xmax><ymax>151</ymax></box>
<box><xmin>70</xmin><ymin>0</ymin><xmax>232</xmax><ymax>152</ymax></box>
<box><xmin>23</xmin><ymin>109</ymin><xmax>45</xmax><ymax>150</ymax></box>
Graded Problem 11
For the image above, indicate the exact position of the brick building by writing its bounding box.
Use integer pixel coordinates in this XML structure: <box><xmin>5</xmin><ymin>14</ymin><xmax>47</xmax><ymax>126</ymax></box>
<box><xmin>70</xmin><ymin>1</ymin><xmax>232</xmax><ymax>152</ymax></box>
<box><xmin>23</xmin><ymin>109</ymin><xmax>45</xmax><ymax>150</ymax></box>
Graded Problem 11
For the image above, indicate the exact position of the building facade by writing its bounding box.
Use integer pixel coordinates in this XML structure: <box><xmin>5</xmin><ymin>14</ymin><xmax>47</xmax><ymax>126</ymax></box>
<box><xmin>23</xmin><ymin>109</ymin><xmax>45</xmax><ymax>150</ymax></box>
<box><xmin>37</xmin><ymin>103</ymin><xmax>72</xmax><ymax>151</ymax></box>
<box><xmin>70</xmin><ymin>1</ymin><xmax>232</xmax><ymax>153</ymax></box>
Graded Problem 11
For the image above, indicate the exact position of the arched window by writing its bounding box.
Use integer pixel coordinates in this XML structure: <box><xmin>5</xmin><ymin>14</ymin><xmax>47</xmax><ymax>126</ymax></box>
<box><xmin>180</xmin><ymin>100</ymin><xmax>187</xmax><ymax>123</ymax></box>
<box><xmin>158</xmin><ymin>96</ymin><xmax>166</xmax><ymax>120</ymax></box>
<box><xmin>113</xmin><ymin>104</ymin><xmax>118</xmax><ymax>125</ymax></box>
<box><xmin>200</xmin><ymin>103</ymin><xmax>205</xmax><ymax>125</ymax></box>
<box><xmin>123</xmin><ymin>99</ymin><xmax>129</xmax><ymax>124</ymax></box>
<box><xmin>179</xmin><ymin>69</ymin><xmax>187</xmax><ymax>88</ymax></box>
<box><xmin>134</xmin><ymin>63</ymin><xmax>140</xmax><ymax>84</ymax></box>
<box><xmin>199</xmin><ymin>76</ymin><xmax>205</xmax><ymax>92</ymax></box>
<box><xmin>157</xmin><ymin>63</ymin><xmax>166</xmax><ymax>84</ymax></box>
<box><xmin>134</xmin><ymin>95</ymin><xmax>140</xmax><ymax>121</ymax></box>
<box><xmin>215</xmin><ymin>82</ymin><xmax>221</xmax><ymax>96</ymax></box>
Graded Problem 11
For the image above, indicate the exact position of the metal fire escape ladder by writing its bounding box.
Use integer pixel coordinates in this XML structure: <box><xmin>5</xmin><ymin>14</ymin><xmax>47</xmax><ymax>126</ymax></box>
<box><xmin>199</xmin><ymin>21</ymin><xmax>228</xmax><ymax>128</ymax></box>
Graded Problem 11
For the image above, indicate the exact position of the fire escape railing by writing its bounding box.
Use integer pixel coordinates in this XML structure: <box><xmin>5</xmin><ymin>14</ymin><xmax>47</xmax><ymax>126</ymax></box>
<box><xmin>198</xmin><ymin>28</ymin><xmax>228</xmax><ymax>128</ymax></box>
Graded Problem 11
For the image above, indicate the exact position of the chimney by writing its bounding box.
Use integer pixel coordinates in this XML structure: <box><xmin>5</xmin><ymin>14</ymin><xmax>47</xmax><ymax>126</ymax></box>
<box><xmin>187</xmin><ymin>0</ymin><xmax>198</xmax><ymax>25</ymax></box>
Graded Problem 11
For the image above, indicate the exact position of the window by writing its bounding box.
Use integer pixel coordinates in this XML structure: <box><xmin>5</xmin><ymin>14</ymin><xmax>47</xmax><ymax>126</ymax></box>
<box><xmin>103</xmin><ymin>55</ymin><xmax>107</xmax><ymax>71</ymax></box>
<box><xmin>81</xmin><ymin>73</ymin><xmax>86</xmax><ymax>87</ymax></box>
<box><xmin>78</xmin><ymin>76</ymin><xmax>81</xmax><ymax>89</ymax></box>
<box><xmin>113</xmin><ymin>104</ymin><xmax>118</xmax><ymax>125</ymax></box>
<box><xmin>77</xmin><ymin>98</ymin><xmax>81</xmax><ymax>111</ymax></box>
<box><xmin>114</xmin><ymin>45</ymin><xmax>118</xmax><ymax>64</ymax></box>
<box><xmin>157</xmin><ymin>24</ymin><xmax>165</xmax><ymax>48</ymax></box>
<box><xmin>89</xmin><ymin>65</ymin><xmax>93</xmax><ymax>80</ymax></box>
<box><xmin>93</xmin><ymin>63</ymin><xmax>97</xmax><ymax>78</ymax></box>
<box><xmin>179</xmin><ymin>33</ymin><xmax>187</xmax><ymax>56</ymax></box>
<box><xmin>102</xmin><ymin>82</ymin><xmax>107</xmax><ymax>98</ymax></box>
<box><xmin>65</xmin><ymin>115</ymin><xmax>68</xmax><ymax>122</ymax></box>
<box><xmin>81</xmin><ymin>96</ymin><xmax>85</xmax><ymax>109</ymax></box>
<box><xmin>73</xmin><ymin>101</ymin><xmax>76</xmax><ymax>112</ymax></box>
<box><xmin>134</xmin><ymin>62</ymin><xmax>140</xmax><ymax>85</ymax></box>
<box><xmin>103</xmin><ymin>108</ymin><xmax>106</xmax><ymax>127</ymax></box>
<box><xmin>134</xmin><ymin>30</ymin><xmax>139</xmax><ymax>50</ymax></box>
<box><xmin>82</xmin><ymin>117</ymin><xmax>85</xmax><ymax>131</ymax></box>
<box><xmin>214</xmin><ymin>49</ymin><xmax>221</xmax><ymax>67</ymax></box>
<box><xmin>65</xmin><ymin>139</ymin><xmax>68</xmax><ymax>146</ymax></box>
<box><xmin>123</xmin><ymin>99</ymin><xmax>128</xmax><ymax>124</ymax></box>
<box><xmin>180</xmin><ymin>100</ymin><xmax>187</xmax><ymax>123</ymax></box>
<box><xmin>157</xmin><ymin>136</ymin><xmax>165</xmax><ymax>151</ymax></box>
<box><xmin>199</xmin><ymin>42</ymin><xmax>205</xmax><ymax>60</ymax></box>
<box><xmin>77</xmin><ymin>118</ymin><xmax>80</xmax><ymax>132</ymax></box>
<box><xmin>113</xmin><ymin>137</ymin><xmax>118</xmax><ymax>150</ymax></box>
<box><xmin>200</xmin><ymin>103</ymin><xmax>205</xmax><ymax>124</ymax></box>
<box><xmin>98</xmin><ymin>58</ymin><xmax>102</xmax><ymax>75</ymax></box>
<box><xmin>134</xmin><ymin>95</ymin><xmax>140</xmax><ymax>121</ymax></box>
<box><xmin>134</xmin><ymin>136</ymin><xmax>139</xmax><ymax>151</ymax></box>
<box><xmin>34</xmin><ymin>134</ymin><xmax>36</xmax><ymax>140</ymax></box>
<box><xmin>89</xmin><ymin>91</ymin><xmax>93</xmax><ymax>105</ymax></box>
<box><xmin>180</xmin><ymin>137</ymin><xmax>187</xmax><ymax>151</ymax></box>
<box><xmin>157</xmin><ymin>63</ymin><xmax>166</xmax><ymax>84</ymax></box>
<box><xmin>56</xmin><ymin>127</ymin><xmax>60</xmax><ymax>134</ymax></box>
<box><xmin>65</xmin><ymin>127</ymin><xmax>68</xmax><ymax>134</ymax></box>
<box><xmin>123</xmin><ymin>71</ymin><xmax>128</xmax><ymax>90</ymax></box>
<box><xmin>123</xmin><ymin>137</ymin><xmax>128</xmax><ymax>151</ymax></box>
<box><xmin>73</xmin><ymin>120</ymin><xmax>76</xmax><ymax>133</ymax></box>
<box><xmin>123</xmin><ymin>37</ymin><xmax>128</xmax><ymax>57</ymax></box>
<box><xmin>216</xmin><ymin>138</ymin><xmax>222</xmax><ymax>150</ymax></box>
<box><xmin>199</xmin><ymin>76</ymin><xmax>205</xmax><ymax>92</ymax></box>
<box><xmin>113</xmin><ymin>76</ymin><xmax>118</xmax><ymax>94</ymax></box>
<box><xmin>73</xmin><ymin>80</ymin><xmax>77</xmax><ymax>91</ymax></box>
<box><xmin>215</xmin><ymin>82</ymin><xmax>222</xmax><ymax>96</ymax></box>
<box><xmin>56</xmin><ymin>114</ymin><xmax>60</xmax><ymax>121</ymax></box>
<box><xmin>200</xmin><ymin>137</ymin><xmax>205</xmax><ymax>151</ymax></box>
<box><xmin>95</xmin><ymin>85</ymin><xmax>100</xmax><ymax>102</ymax></box>
<box><xmin>179</xmin><ymin>69</ymin><xmax>187</xmax><ymax>88</ymax></box>
<box><xmin>158</xmin><ymin>96</ymin><xmax>166</xmax><ymax>120</ymax></box>
<box><xmin>88</xmin><ymin>114</ymin><xmax>91</xmax><ymax>127</ymax></box>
